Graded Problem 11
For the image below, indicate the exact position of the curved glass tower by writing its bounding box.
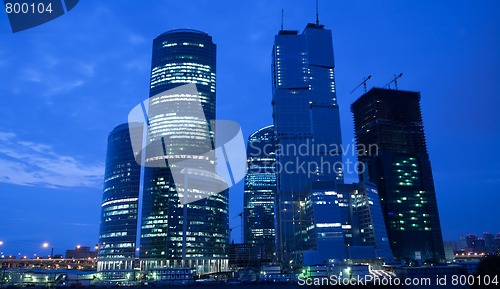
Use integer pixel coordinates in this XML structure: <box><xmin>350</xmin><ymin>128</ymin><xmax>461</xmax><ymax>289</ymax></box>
<box><xmin>140</xmin><ymin>29</ymin><xmax>229</xmax><ymax>273</ymax></box>
<box><xmin>97</xmin><ymin>123</ymin><xmax>141</xmax><ymax>275</ymax></box>
<box><xmin>243</xmin><ymin>125</ymin><xmax>276</xmax><ymax>264</ymax></box>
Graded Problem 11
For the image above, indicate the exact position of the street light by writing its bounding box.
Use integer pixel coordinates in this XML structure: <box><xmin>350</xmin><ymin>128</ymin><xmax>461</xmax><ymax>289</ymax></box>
<box><xmin>42</xmin><ymin>242</ymin><xmax>53</xmax><ymax>259</ymax></box>
<box><xmin>0</xmin><ymin>241</ymin><xmax>3</xmax><ymax>245</ymax></box>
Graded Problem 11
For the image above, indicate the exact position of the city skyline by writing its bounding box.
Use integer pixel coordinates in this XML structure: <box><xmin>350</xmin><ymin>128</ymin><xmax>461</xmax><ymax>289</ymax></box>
<box><xmin>0</xmin><ymin>0</ymin><xmax>499</xmax><ymax>257</ymax></box>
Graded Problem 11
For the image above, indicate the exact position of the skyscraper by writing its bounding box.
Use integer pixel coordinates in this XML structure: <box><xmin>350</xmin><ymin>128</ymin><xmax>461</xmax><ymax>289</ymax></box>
<box><xmin>301</xmin><ymin>182</ymin><xmax>393</xmax><ymax>265</ymax></box>
<box><xmin>97</xmin><ymin>123</ymin><xmax>142</xmax><ymax>277</ymax></box>
<box><xmin>483</xmin><ymin>232</ymin><xmax>496</xmax><ymax>254</ymax></box>
<box><xmin>465</xmin><ymin>234</ymin><xmax>478</xmax><ymax>252</ymax></box>
<box><xmin>303</xmin><ymin>181</ymin><xmax>348</xmax><ymax>264</ymax></box>
<box><xmin>243</xmin><ymin>125</ymin><xmax>276</xmax><ymax>264</ymax></box>
<box><xmin>139</xmin><ymin>29</ymin><xmax>229</xmax><ymax>273</ymax></box>
<box><xmin>341</xmin><ymin>183</ymin><xmax>393</xmax><ymax>262</ymax></box>
<box><xmin>351</xmin><ymin>88</ymin><xmax>445</xmax><ymax>262</ymax></box>
<box><xmin>272</xmin><ymin>22</ymin><xmax>343</xmax><ymax>266</ymax></box>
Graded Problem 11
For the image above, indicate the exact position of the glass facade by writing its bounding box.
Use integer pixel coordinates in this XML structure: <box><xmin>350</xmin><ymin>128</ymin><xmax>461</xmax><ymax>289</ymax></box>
<box><xmin>271</xmin><ymin>23</ymin><xmax>344</xmax><ymax>266</ymax></box>
<box><xmin>351</xmin><ymin>88</ymin><xmax>445</xmax><ymax>262</ymax></box>
<box><xmin>303</xmin><ymin>181</ymin><xmax>348</xmax><ymax>264</ymax></box>
<box><xmin>243</xmin><ymin>125</ymin><xmax>276</xmax><ymax>264</ymax></box>
<box><xmin>301</xmin><ymin>182</ymin><xmax>393</xmax><ymax>265</ymax></box>
<box><xmin>140</xmin><ymin>29</ymin><xmax>229</xmax><ymax>273</ymax></box>
<box><xmin>341</xmin><ymin>183</ymin><xmax>393</xmax><ymax>261</ymax></box>
<box><xmin>97</xmin><ymin>123</ymin><xmax>142</xmax><ymax>274</ymax></box>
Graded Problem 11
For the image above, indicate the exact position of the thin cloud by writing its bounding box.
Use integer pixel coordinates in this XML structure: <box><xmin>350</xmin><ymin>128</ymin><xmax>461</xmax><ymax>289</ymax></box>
<box><xmin>43</xmin><ymin>79</ymin><xmax>85</xmax><ymax>96</ymax></box>
<box><xmin>128</xmin><ymin>34</ymin><xmax>147</xmax><ymax>46</ymax></box>
<box><xmin>20</xmin><ymin>69</ymin><xmax>43</xmax><ymax>83</ymax></box>
<box><xmin>0</xmin><ymin>49</ymin><xmax>9</xmax><ymax>67</ymax></box>
<box><xmin>0</xmin><ymin>132</ymin><xmax>104</xmax><ymax>189</ymax></box>
<box><xmin>62</xmin><ymin>222</ymin><xmax>94</xmax><ymax>227</ymax></box>
<box><xmin>15</xmin><ymin>53</ymin><xmax>96</xmax><ymax>98</ymax></box>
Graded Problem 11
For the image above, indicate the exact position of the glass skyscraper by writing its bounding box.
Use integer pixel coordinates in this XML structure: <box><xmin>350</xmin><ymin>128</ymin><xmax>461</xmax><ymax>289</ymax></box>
<box><xmin>301</xmin><ymin>181</ymin><xmax>393</xmax><ymax>265</ymax></box>
<box><xmin>339</xmin><ymin>183</ymin><xmax>394</xmax><ymax>262</ymax></box>
<box><xmin>351</xmin><ymin>88</ymin><xmax>445</xmax><ymax>262</ymax></box>
<box><xmin>97</xmin><ymin>123</ymin><xmax>142</xmax><ymax>276</ymax></box>
<box><xmin>243</xmin><ymin>125</ymin><xmax>276</xmax><ymax>264</ymax></box>
<box><xmin>303</xmin><ymin>181</ymin><xmax>348</xmax><ymax>264</ymax></box>
<box><xmin>272</xmin><ymin>23</ymin><xmax>344</xmax><ymax>266</ymax></box>
<box><xmin>139</xmin><ymin>29</ymin><xmax>229</xmax><ymax>273</ymax></box>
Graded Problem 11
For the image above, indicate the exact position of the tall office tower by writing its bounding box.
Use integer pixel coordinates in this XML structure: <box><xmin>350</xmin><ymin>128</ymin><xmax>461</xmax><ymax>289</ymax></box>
<box><xmin>340</xmin><ymin>183</ymin><xmax>393</xmax><ymax>262</ymax></box>
<box><xmin>243</xmin><ymin>125</ymin><xmax>276</xmax><ymax>264</ymax></box>
<box><xmin>460</xmin><ymin>235</ymin><xmax>468</xmax><ymax>251</ymax></box>
<box><xmin>483</xmin><ymin>232</ymin><xmax>496</xmax><ymax>254</ymax></box>
<box><xmin>301</xmin><ymin>182</ymin><xmax>393</xmax><ymax>265</ymax></box>
<box><xmin>140</xmin><ymin>29</ymin><xmax>229</xmax><ymax>273</ymax></box>
<box><xmin>272</xmin><ymin>22</ymin><xmax>344</xmax><ymax>266</ymax></box>
<box><xmin>303</xmin><ymin>181</ymin><xmax>348</xmax><ymax>264</ymax></box>
<box><xmin>465</xmin><ymin>234</ymin><xmax>478</xmax><ymax>252</ymax></box>
<box><xmin>475</xmin><ymin>238</ymin><xmax>486</xmax><ymax>253</ymax></box>
<box><xmin>351</xmin><ymin>88</ymin><xmax>445</xmax><ymax>262</ymax></box>
<box><xmin>97</xmin><ymin>123</ymin><xmax>141</xmax><ymax>277</ymax></box>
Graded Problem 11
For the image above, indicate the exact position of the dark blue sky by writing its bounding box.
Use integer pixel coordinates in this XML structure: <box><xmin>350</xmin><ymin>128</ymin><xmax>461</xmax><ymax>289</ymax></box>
<box><xmin>0</xmin><ymin>0</ymin><xmax>499</xmax><ymax>257</ymax></box>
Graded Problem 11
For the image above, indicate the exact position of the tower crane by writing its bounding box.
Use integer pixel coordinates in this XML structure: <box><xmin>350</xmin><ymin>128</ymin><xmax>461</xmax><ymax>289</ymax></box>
<box><xmin>350</xmin><ymin>75</ymin><xmax>372</xmax><ymax>94</ymax></box>
<box><xmin>384</xmin><ymin>73</ymin><xmax>403</xmax><ymax>90</ymax></box>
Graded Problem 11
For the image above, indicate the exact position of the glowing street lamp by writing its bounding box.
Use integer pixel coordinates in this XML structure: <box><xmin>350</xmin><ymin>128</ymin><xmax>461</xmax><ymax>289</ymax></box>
<box><xmin>42</xmin><ymin>242</ymin><xmax>49</xmax><ymax>248</ymax></box>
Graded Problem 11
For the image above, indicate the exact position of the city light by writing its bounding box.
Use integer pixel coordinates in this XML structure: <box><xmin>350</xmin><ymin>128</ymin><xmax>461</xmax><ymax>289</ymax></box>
<box><xmin>42</xmin><ymin>242</ymin><xmax>49</xmax><ymax>248</ymax></box>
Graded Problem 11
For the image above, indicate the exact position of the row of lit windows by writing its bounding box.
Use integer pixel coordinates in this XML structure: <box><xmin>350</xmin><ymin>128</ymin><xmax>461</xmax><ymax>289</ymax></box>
<box><xmin>162</xmin><ymin>42</ymin><xmax>205</xmax><ymax>48</ymax></box>
<box><xmin>152</xmin><ymin>62</ymin><xmax>212</xmax><ymax>72</ymax></box>
<box><xmin>103</xmin><ymin>209</ymin><xmax>137</xmax><ymax>217</ymax></box>
<box><xmin>150</xmin><ymin>92</ymin><xmax>210</xmax><ymax>102</ymax></box>
<box><xmin>151</xmin><ymin>76</ymin><xmax>214</xmax><ymax>87</ymax></box>
<box><xmin>102</xmin><ymin>198</ymin><xmax>138</xmax><ymax>207</ymax></box>
<box><xmin>142</xmin><ymin>232</ymin><xmax>227</xmax><ymax>239</ymax></box>
<box><xmin>151</xmin><ymin>65</ymin><xmax>214</xmax><ymax>77</ymax></box>
<box><xmin>100</xmin><ymin>242</ymin><xmax>134</xmax><ymax>249</ymax></box>
<box><xmin>103</xmin><ymin>204</ymin><xmax>136</xmax><ymax>212</ymax></box>
<box><xmin>145</xmin><ymin>154</ymin><xmax>211</xmax><ymax>163</ymax></box>
<box><xmin>100</xmin><ymin>231</ymin><xmax>128</xmax><ymax>238</ymax></box>
<box><xmin>104</xmin><ymin>172</ymin><xmax>132</xmax><ymax>183</ymax></box>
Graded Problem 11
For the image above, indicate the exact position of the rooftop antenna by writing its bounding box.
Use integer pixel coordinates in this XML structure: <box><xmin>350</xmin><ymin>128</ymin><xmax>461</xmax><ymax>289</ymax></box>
<box><xmin>350</xmin><ymin>75</ymin><xmax>372</xmax><ymax>94</ymax></box>
<box><xmin>385</xmin><ymin>73</ymin><xmax>403</xmax><ymax>90</ymax></box>
<box><xmin>316</xmin><ymin>0</ymin><xmax>319</xmax><ymax>25</ymax></box>
<box><xmin>281</xmin><ymin>8</ymin><xmax>284</xmax><ymax>30</ymax></box>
